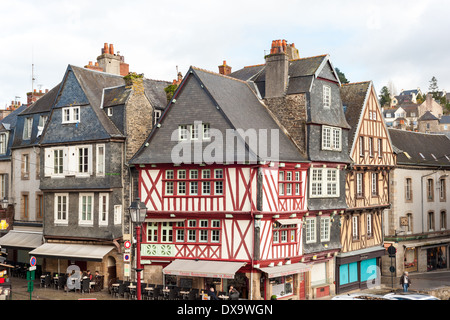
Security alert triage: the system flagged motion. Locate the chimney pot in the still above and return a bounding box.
[45,89,49,93]
[109,44,114,55]
[89,61,93,66]
[104,43,109,54]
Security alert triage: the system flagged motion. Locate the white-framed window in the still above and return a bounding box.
[161,222,173,243]
[178,125,188,141]
[323,85,331,108]
[188,220,197,242]
[359,136,364,157]
[0,133,8,154]
[154,110,162,125]
[356,173,364,197]
[114,205,122,225]
[369,137,373,157]
[367,214,373,237]
[310,168,339,198]
[322,126,341,151]
[176,221,185,242]
[320,217,331,242]
[165,170,174,195]
[440,178,446,201]
[107,108,113,116]
[306,217,316,243]
[96,144,105,176]
[199,220,208,242]
[215,169,223,195]
[147,222,158,242]
[371,173,378,196]
[99,193,109,226]
[211,220,221,243]
[0,174,6,200]
[23,117,33,140]
[55,193,69,224]
[352,215,359,240]
[202,123,210,140]
[62,106,80,124]
[79,193,94,225]
[78,147,89,174]
[53,149,64,175]
[190,124,199,140]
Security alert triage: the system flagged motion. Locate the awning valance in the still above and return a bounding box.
[29,243,115,262]
[145,218,186,223]
[0,230,43,250]
[163,259,245,279]
[276,218,303,226]
[258,262,311,279]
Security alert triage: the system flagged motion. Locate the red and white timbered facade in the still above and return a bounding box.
[137,162,309,265]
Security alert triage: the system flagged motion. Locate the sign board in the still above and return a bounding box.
[387,245,396,257]
[124,253,131,262]
[124,240,131,249]
[30,256,36,267]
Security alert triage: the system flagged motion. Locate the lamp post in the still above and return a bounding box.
[128,197,147,300]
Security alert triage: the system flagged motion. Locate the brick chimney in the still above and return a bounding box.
[26,88,47,105]
[86,43,129,76]
[265,40,289,98]
[218,60,232,75]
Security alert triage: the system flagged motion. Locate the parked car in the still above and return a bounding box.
[331,293,389,300]
[383,292,440,300]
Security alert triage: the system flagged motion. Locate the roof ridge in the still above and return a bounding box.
[191,66,248,84]
[289,54,328,62]
[341,81,371,86]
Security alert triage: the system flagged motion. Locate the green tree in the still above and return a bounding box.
[428,76,439,99]
[416,93,425,104]
[379,86,391,107]
[335,68,349,84]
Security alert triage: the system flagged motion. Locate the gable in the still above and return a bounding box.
[317,61,339,83]
[55,70,89,108]
[350,85,395,166]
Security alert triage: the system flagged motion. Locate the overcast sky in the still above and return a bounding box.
[1,0,450,108]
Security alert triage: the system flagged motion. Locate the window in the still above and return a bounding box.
[407,213,413,233]
[371,173,378,196]
[154,110,162,125]
[0,133,7,154]
[0,174,6,200]
[190,170,198,195]
[323,85,331,108]
[38,115,48,127]
[320,217,331,242]
[306,218,316,243]
[178,125,188,141]
[164,168,224,197]
[21,154,30,179]
[36,194,43,220]
[96,145,105,176]
[190,124,199,140]
[369,138,373,157]
[54,149,64,175]
[279,170,302,197]
[99,193,109,226]
[273,223,297,244]
[427,179,434,201]
[62,106,80,124]
[79,194,94,225]
[405,178,413,201]
[356,173,364,197]
[176,221,185,242]
[23,117,33,140]
[322,126,341,151]
[440,178,446,201]
[171,219,221,244]
[378,139,382,158]
[147,222,158,242]
[188,220,197,242]
[441,211,447,230]
[114,205,122,225]
[211,220,221,243]
[166,170,174,195]
[107,108,113,116]
[21,194,29,219]
[214,169,223,195]
[55,193,69,224]
[310,168,339,198]
[428,211,435,231]
[352,215,359,240]
[359,136,364,157]
[161,222,173,242]
[202,123,210,139]
[367,214,373,237]
[78,147,89,174]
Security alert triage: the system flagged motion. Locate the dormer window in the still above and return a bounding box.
[62,106,80,124]
[322,126,341,151]
[0,133,7,154]
[23,117,33,140]
[323,85,331,108]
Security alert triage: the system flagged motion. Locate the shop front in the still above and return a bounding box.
[258,262,311,300]
[162,259,248,298]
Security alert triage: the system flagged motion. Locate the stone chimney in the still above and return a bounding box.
[265,40,289,98]
[218,60,232,75]
[26,88,47,105]
[86,43,129,76]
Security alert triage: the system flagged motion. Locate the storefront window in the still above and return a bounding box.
[271,275,293,298]
[427,246,448,271]
[404,247,418,272]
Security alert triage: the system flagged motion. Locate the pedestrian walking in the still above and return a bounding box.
[400,271,411,292]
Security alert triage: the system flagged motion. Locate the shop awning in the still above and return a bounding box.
[404,239,450,249]
[276,218,303,225]
[163,259,246,279]
[29,243,115,262]
[0,230,43,250]
[258,262,311,279]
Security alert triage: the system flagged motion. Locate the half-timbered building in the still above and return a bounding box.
[338,81,395,293]
[229,40,352,299]
[130,65,311,300]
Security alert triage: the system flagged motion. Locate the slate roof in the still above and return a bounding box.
[340,81,371,149]
[440,115,450,124]
[418,111,439,121]
[131,67,308,164]
[388,128,450,167]
[20,83,60,115]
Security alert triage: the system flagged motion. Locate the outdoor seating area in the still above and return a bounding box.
[108,280,231,300]
[37,272,104,294]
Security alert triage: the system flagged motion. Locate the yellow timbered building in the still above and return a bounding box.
[336,81,396,293]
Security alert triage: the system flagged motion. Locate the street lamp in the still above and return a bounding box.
[128,197,147,300]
